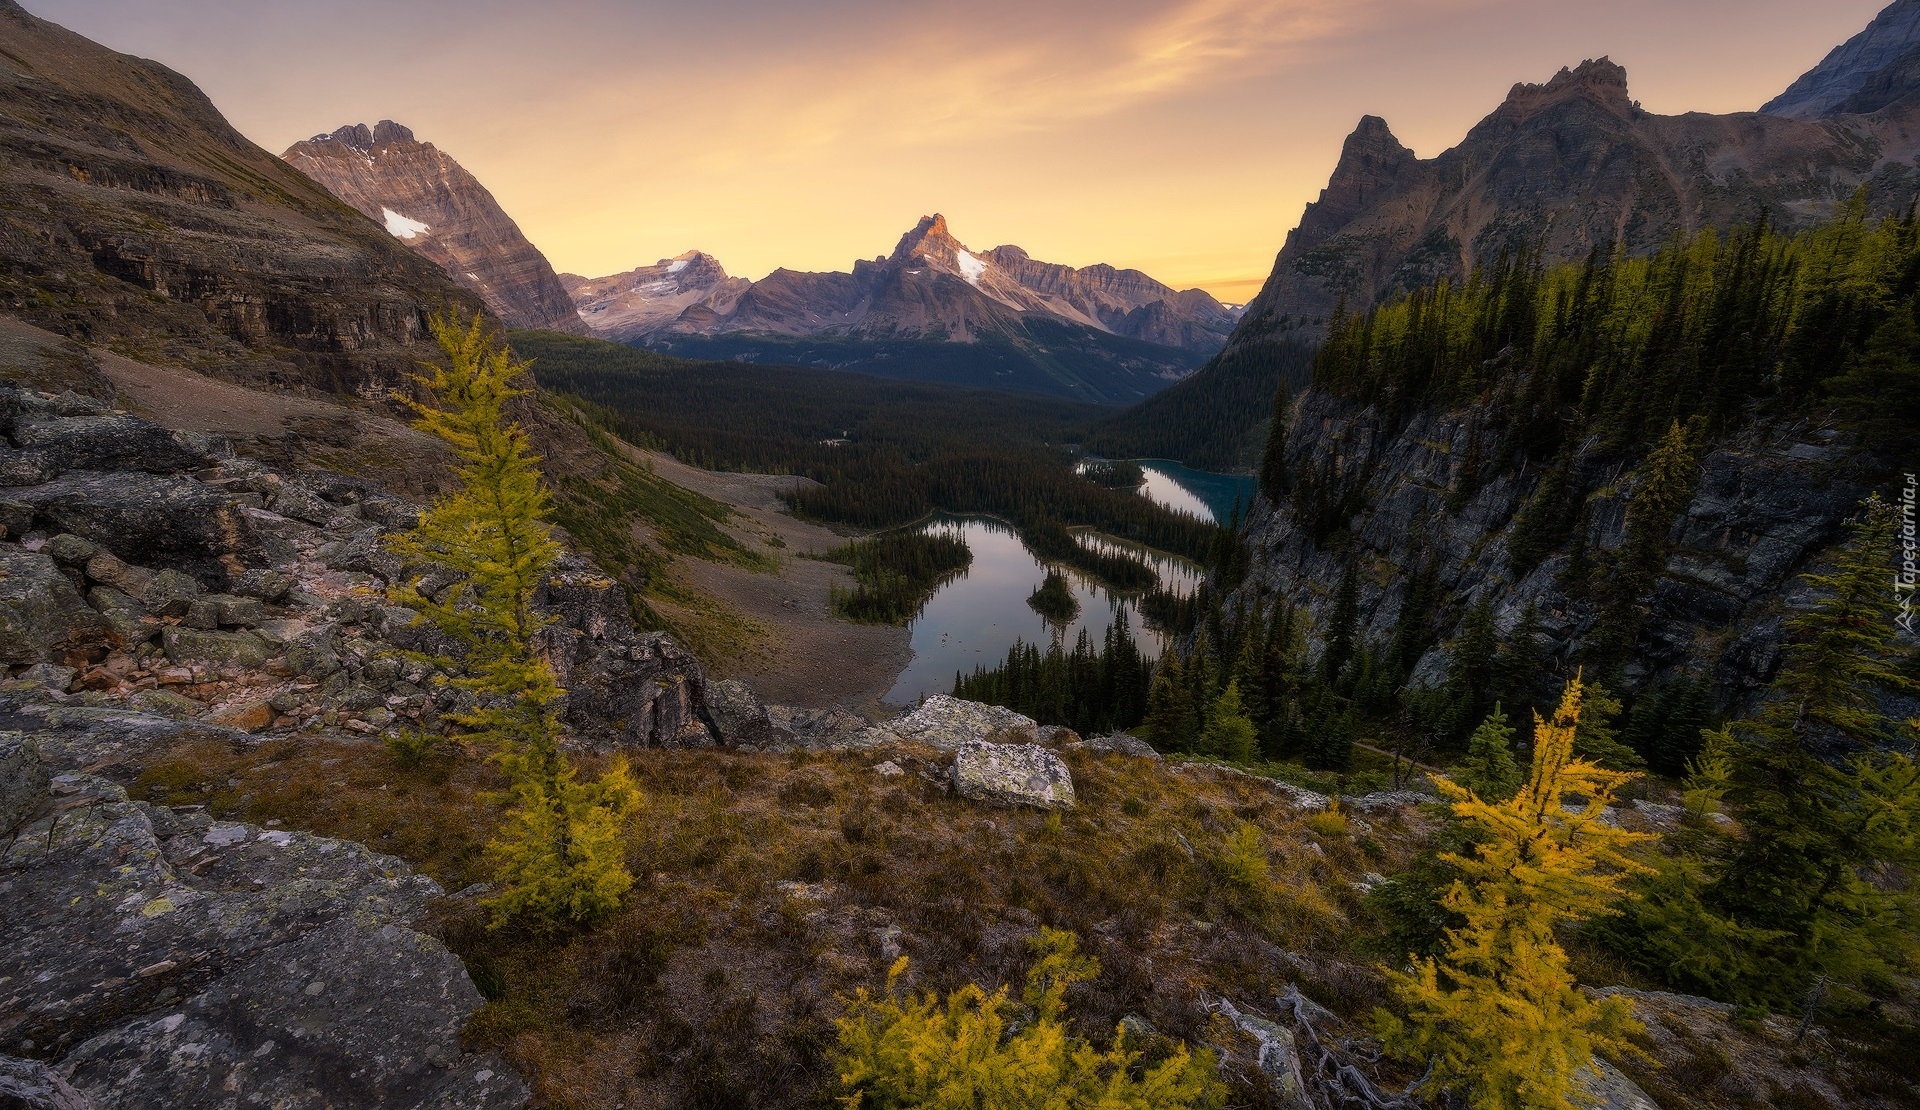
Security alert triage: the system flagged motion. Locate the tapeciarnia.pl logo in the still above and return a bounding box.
[1900,472,1917,635]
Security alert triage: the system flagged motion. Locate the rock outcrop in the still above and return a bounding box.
[1762,0,1920,119]
[851,693,1044,752]
[0,383,711,749]
[1,766,526,1109]
[0,2,482,396]
[283,122,588,335]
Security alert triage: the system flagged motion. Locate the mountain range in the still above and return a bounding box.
[282,122,586,334]
[618,214,1240,403]
[561,251,747,339]
[281,120,1236,403]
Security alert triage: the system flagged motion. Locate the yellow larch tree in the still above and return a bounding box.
[834,928,1225,1109]
[1380,673,1653,1110]
[390,311,638,930]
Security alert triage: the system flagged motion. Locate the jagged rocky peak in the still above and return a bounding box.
[1322,115,1416,200]
[282,122,587,334]
[1488,57,1635,124]
[1764,0,1920,119]
[309,119,417,150]
[887,213,980,273]
[561,250,747,341]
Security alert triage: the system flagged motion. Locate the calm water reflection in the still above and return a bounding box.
[881,461,1252,706]
[882,517,1180,706]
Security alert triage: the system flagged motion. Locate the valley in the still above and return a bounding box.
[3,0,1920,1108]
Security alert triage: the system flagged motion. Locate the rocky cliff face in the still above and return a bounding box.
[0,1,483,396]
[1763,0,1920,119]
[283,122,587,335]
[561,251,746,340]
[1230,388,1883,709]
[1223,57,1920,349]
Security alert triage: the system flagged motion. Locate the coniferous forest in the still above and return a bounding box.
[17,3,1920,1107]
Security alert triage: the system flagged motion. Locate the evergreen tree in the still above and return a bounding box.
[1458,704,1521,802]
[1201,680,1260,765]
[1507,447,1577,574]
[1324,561,1361,686]
[1602,498,1920,1007]
[1704,497,1920,1001]
[1571,682,1642,770]
[1258,382,1291,503]
[1144,652,1197,752]
[1445,596,1501,734]
[1381,676,1652,1110]
[1301,684,1356,771]
[390,312,639,929]
[1494,603,1544,719]
[1589,422,1698,673]
[1680,724,1736,816]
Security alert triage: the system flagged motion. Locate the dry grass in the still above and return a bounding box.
[129,738,1413,1109]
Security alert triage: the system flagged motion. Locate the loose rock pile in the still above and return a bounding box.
[0,385,711,749]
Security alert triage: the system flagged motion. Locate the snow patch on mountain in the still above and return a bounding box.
[955,249,987,285]
[381,208,430,240]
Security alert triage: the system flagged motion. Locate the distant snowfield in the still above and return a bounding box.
[667,258,691,273]
[381,207,430,239]
[955,249,987,285]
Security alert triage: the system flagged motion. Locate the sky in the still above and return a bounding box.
[24,0,1890,300]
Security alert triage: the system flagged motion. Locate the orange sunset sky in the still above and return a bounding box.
[25,0,1890,300]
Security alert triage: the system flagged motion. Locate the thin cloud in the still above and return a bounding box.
[627,0,1455,170]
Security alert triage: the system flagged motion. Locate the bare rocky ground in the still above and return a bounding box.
[638,450,912,717]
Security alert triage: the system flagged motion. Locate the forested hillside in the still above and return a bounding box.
[1081,337,1317,471]
[514,331,1221,575]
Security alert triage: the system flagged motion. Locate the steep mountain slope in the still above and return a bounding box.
[0,0,482,394]
[1124,37,1920,472]
[1224,56,1920,349]
[626,215,1234,404]
[561,251,746,340]
[284,122,587,334]
[1762,0,1920,118]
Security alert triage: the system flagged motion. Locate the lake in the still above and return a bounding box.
[883,517,1180,706]
[1091,459,1258,525]
[880,460,1252,706]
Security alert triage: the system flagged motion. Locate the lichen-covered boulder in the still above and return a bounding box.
[860,695,1039,751]
[160,627,272,669]
[0,769,526,1108]
[767,704,871,749]
[0,549,113,665]
[951,740,1075,809]
[540,564,711,748]
[6,472,258,570]
[0,733,45,834]
[1068,732,1160,758]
